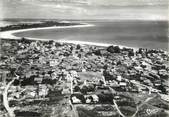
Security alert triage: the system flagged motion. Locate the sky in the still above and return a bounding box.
[0,0,168,20]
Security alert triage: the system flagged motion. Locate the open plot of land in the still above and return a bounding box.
[78,72,102,82]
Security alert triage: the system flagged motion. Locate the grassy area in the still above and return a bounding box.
[77,106,100,117]
[76,105,120,117]
[147,96,169,110]
[136,104,161,117]
[119,106,136,116]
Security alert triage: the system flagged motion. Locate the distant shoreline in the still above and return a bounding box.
[0,23,94,39]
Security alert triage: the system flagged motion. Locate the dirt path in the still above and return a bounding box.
[113,99,126,117]
[3,78,16,117]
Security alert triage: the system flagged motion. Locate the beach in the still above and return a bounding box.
[0,23,94,39]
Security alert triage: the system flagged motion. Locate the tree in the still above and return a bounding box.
[128,50,134,57]
[74,86,81,92]
[20,37,30,44]
[138,48,143,54]
[87,84,95,92]
[13,79,20,86]
[81,86,88,94]
[76,44,81,50]
[93,50,101,56]
[114,46,121,53]
[157,85,167,94]
[48,40,54,45]
[107,46,120,53]
[98,80,104,86]
[55,42,61,47]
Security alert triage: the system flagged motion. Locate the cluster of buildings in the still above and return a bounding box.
[0,38,169,116]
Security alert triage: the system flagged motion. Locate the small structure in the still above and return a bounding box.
[71,96,81,104]
[117,76,122,82]
[34,77,43,84]
[62,88,70,94]
[92,95,99,103]
[119,82,127,87]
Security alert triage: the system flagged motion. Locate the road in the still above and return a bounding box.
[69,101,79,117]
[3,63,21,117]
[3,78,16,117]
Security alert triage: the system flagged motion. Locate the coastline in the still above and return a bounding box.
[0,23,143,51]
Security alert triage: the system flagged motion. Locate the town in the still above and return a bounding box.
[0,38,169,117]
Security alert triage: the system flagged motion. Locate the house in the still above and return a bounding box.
[39,84,48,97]
[25,72,31,78]
[153,80,161,87]
[92,94,99,103]
[134,66,143,72]
[34,77,43,84]
[71,96,81,104]
[82,69,86,72]
[62,88,71,94]
[66,74,73,82]
[44,74,50,79]
[114,96,120,100]
[119,82,127,87]
[117,76,122,82]
[138,87,149,93]
[86,98,92,103]
[151,88,161,93]
[160,94,169,102]
[39,88,48,97]
[27,91,36,98]
[49,59,58,66]
[159,69,168,76]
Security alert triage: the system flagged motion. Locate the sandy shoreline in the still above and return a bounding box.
[0,23,139,51]
[0,23,94,39]
[58,39,139,51]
